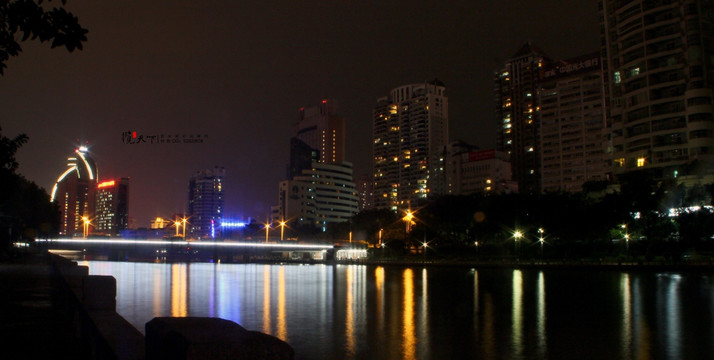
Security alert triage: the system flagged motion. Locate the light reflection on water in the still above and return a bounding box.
[82,261,714,360]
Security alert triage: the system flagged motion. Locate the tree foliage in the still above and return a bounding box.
[0,127,59,244]
[0,0,88,74]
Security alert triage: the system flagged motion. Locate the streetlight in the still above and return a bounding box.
[378,228,383,248]
[404,211,414,231]
[82,216,90,238]
[422,240,428,260]
[622,224,629,254]
[538,228,545,257]
[174,221,181,237]
[181,216,188,238]
[264,221,271,243]
[514,230,523,258]
[280,220,286,241]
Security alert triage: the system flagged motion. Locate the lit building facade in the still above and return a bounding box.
[373,80,448,211]
[495,43,552,194]
[277,162,359,231]
[187,167,224,239]
[600,0,714,179]
[355,173,374,211]
[295,99,345,164]
[539,53,610,192]
[276,100,357,231]
[50,146,97,237]
[94,178,129,236]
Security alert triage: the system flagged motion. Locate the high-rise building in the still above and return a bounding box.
[539,53,610,192]
[295,99,345,164]
[187,167,224,239]
[94,178,129,236]
[50,146,97,236]
[600,0,714,179]
[276,101,357,230]
[355,174,374,211]
[277,162,359,231]
[373,80,449,212]
[495,43,552,194]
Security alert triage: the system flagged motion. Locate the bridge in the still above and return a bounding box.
[35,238,367,262]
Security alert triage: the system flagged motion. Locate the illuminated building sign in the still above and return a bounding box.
[98,180,116,189]
[543,53,600,79]
[467,149,496,162]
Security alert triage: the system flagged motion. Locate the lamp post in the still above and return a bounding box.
[621,224,629,255]
[264,221,271,243]
[538,228,545,258]
[181,216,188,238]
[82,216,90,238]
[514,230,523,259]
[403,211,414,233]
[378,228,383,248]
[280,220,286,241]
[174,221,181,237]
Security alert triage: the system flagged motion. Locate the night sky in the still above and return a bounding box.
[1,1,600,227]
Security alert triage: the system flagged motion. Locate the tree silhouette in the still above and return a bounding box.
[0,0,88,74]
[0,127,59,246]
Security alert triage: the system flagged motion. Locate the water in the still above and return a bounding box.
[82,261,714,359]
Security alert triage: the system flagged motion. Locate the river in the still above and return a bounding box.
[81,261,714,359]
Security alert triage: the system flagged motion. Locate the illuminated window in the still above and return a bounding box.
[614,71,621,84]
[637,157,646,167]
[614,158,625,167]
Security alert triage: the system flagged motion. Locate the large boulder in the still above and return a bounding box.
[145,317,294,360]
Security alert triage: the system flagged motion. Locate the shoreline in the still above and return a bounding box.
[70,254,714,273]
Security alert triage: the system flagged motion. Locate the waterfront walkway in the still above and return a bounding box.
[0,248,89,359]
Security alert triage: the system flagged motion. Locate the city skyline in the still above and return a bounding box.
[0,1,600,227]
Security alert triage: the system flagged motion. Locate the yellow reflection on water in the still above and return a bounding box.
[419,268,429,359]
[153,267,162,317]
[375,266,385,333]
[511,270,523,358]
[345,266,355,358]
[277,266,287,341]
[262,265,271,335]
[402,268,416,360]
[170,263,187,317]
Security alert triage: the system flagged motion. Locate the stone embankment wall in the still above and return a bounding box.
[50,254,294,360]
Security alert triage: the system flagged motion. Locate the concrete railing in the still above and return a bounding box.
[50,254,145,360]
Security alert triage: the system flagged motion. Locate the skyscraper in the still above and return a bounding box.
[600,0,714,179]
[276,101,358,230]
[295,99,345,164]
[50,146,97,236]
[187,167,224,239]
[278,162,359,231]
[495,43,551,194]
[94,178,130,236]
[539,53,610,192]
[373,80,448,212]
